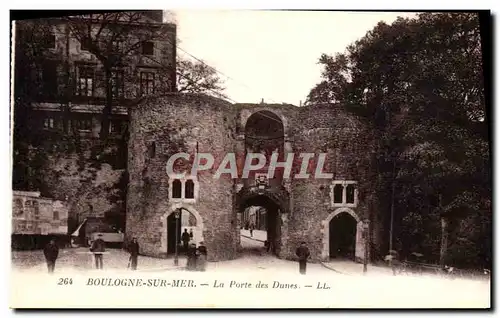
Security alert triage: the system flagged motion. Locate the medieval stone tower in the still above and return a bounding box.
[126,93,380,263]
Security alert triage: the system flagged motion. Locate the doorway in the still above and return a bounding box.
[239,195,281,256]
[329,212,357,260]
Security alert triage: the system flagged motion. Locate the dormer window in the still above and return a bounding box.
[330,181,358,207]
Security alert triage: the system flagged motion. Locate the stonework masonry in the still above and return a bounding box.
[127,93,381,263]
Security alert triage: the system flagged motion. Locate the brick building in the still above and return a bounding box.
[126,94,380,263]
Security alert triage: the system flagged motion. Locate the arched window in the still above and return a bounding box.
[172,179,182,198]
[333,184,343,203]
[185,180,195,199]
[346,184,355,204]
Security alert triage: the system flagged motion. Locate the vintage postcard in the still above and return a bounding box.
[9,9,491,309]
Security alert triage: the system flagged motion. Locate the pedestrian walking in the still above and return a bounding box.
[127,237,140,271]
[43,238,59,274]
[181,229,191,254]
[189,229,194,240]
[296,241,310,275]
[250,222,255,237]
[186,243,197,271]
[196,242,208,272]
[90,234,106,270]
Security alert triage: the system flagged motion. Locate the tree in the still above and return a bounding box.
[176,57,226,99]
[307,13,490,268]
[12,19,70,192]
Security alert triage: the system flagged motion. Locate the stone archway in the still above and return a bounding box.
[240,109,290,138]
[321,207,367,263]
[236,192,285,257]
[159,203,204,253]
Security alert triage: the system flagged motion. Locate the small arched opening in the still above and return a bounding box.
[329,212,358,260]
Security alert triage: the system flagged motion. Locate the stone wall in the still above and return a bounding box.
[127,94,238,261]
[127,95,381,263]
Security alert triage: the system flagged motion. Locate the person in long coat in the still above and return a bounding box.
[43,238,59,274]
[196,242,208,272]
[186,243,197,271]
[127,237,140,270]
[295,241,311,275]
[181,229,191,254]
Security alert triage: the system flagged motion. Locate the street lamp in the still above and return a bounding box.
[363,220,369,275]
[174,209,181,266]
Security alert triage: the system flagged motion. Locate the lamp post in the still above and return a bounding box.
[363,220,369,275]
[174,209,181,266]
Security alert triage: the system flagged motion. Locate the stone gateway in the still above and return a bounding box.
[126,93,381,263]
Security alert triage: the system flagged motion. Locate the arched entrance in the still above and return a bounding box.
[238,194,282,256]
[244,111,285,184]
[321,208,366,262]
[329,212,357,260]
[161,204,204,255]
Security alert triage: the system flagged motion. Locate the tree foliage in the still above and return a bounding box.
[307,13,490,268]
[177,58,226,98]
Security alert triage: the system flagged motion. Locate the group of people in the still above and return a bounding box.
[181,228,208,271]
[186,241,208,271]
[42,234,140,273]
[43,232,309,275]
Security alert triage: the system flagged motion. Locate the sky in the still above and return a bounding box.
[172,11,417,105]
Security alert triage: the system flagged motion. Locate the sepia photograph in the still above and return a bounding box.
[9,8,491,309]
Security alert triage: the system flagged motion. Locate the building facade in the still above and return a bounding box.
[13,11,177,233]
[126,94,381,263]
[12,191,69,235]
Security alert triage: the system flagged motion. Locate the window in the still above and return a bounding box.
[333,184,343,204]
[76,66,94,96]
[72,118,92,132]
[14,199,23,217]
[53,211,59,221]
[346,184,355,204]
[111,69,124,98]
[140,71,155,96]
[112,39,123,52]
[42,61,58,98]
[42,33,56,49]
[110,120,124,135]
[33,202,40,220]
[170,178,198,201]
[185,180,195,199]
[330,181,358,207]
[142,41,154,55]
[43,117,55,130]
[81,39,91,51]
[172,179,182,199]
